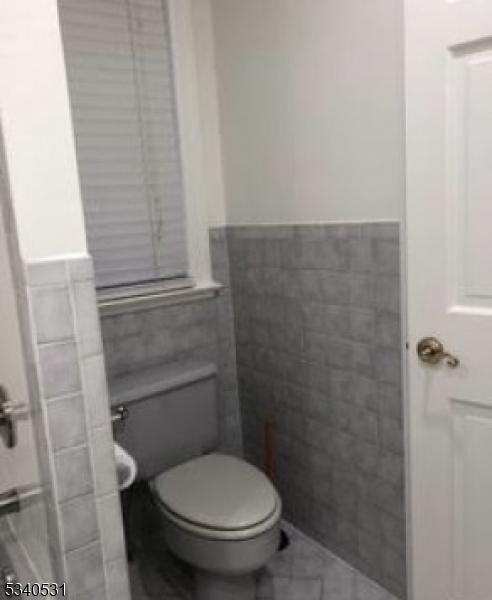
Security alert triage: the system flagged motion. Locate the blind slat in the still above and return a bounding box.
[60,0,188,288]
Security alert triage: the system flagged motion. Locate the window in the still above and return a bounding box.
[60,0,188,289]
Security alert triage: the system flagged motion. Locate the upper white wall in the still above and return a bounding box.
[190,0,227,228]
[0,0,87,260]
[210,0,404,224]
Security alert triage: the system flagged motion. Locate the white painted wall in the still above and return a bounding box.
[0,0,87,260]
[210,0,405,225]
[190,0,227,228]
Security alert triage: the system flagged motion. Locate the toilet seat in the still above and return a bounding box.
[152,453,282,541]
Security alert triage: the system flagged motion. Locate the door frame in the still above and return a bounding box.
[401,193,412,600]
[401,2,412,594]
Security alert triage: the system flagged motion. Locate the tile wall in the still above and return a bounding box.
[25,257,130,600]
[227,223,405,598]
[100,229,242,456]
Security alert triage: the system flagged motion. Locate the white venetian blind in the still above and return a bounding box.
[59,0,188,288]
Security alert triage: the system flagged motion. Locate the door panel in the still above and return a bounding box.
[406,1,492,599]
[449,40,492,305]
[452,401,492,600]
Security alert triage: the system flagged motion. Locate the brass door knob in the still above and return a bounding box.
[417,337,460,368]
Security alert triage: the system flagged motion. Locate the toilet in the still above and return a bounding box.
[110,361,282,600]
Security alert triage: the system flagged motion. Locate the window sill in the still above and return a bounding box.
[97,281,223,317]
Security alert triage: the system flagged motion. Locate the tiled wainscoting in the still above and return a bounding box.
[226,223,405,598]
[100,230,242,456]
[24,258,130,600]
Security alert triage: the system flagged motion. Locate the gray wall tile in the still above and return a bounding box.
[97,494,126,562]
[68,257,94,282]
[24,255,130,600]
[60,494,98,551]
[90,426,118,497]
[54,446,93,502]
[31,286,74,343]
[81,354,111,428]
[25,261,67,287]
[47,394,87,451]
[72,280,103,357]
[227,222,405,598]
[373,239,400,276]
[66,541,105,595]
[105,557,131,600]
[74,587,107,600]
[38,341,81,399]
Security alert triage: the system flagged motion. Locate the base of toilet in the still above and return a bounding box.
[195,570,255,600]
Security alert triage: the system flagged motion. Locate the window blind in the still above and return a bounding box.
[59,0,188,288]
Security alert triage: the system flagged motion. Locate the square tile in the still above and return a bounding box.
[381,545,406,588]
[38,341,81,399]
[73,586,107,600]
[348,237,374,274]
[47,394,87,451]
[97,494,126,562]
[378,383,403,422]
[31,286,74,343]
[72,280,102,357]
[81,354,111,428]
[378,452,403,486]
[60,494,98,551]
[90,425,118,497]
[376,312,401,350]
[350,309,376,343]
[25,261,67,287]
[54,445,93,502]
[66,541,105,595]
[374,276,400,314]
[322,559,356,600]
[106,557,131,600]
[68,256,94,282]
[349,274,375,308]
[270,576,323,600]
[354,572,393,600]
[380,416,403,455]
[375,348,402,386]
[373,239,400,277]
[363,222,399,241]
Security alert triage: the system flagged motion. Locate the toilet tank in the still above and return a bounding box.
[109,361,218,480]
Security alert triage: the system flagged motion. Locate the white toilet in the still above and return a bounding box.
[110,361,282,600]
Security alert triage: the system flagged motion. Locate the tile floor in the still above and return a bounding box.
[128,522,398,600]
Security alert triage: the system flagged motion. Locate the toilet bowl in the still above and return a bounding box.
[151,453,282,600]
[110,360,283,600]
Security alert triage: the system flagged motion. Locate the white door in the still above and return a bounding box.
[405,1,492,599]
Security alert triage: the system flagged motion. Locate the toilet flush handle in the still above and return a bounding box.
[111,405,129,424]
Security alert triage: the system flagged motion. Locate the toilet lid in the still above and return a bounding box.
[153,453,279,531]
